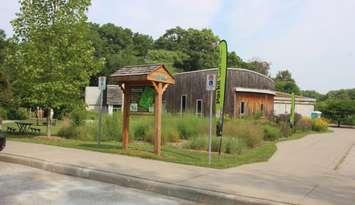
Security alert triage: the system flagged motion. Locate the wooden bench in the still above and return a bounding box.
[30,127,41,135]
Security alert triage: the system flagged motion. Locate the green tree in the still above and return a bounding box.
[88,23,153,80]
[274,69,300,94]
[318,99,355,127]
[155,27,220,71]
[145,49,188,73]
[300,90,323,100]
[228,51,248,68]
[247,59,270,76]
[5,0,103,136]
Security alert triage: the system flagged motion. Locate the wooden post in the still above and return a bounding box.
[122,85,130,150]
[153,82,164,155]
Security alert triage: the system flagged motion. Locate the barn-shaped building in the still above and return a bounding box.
[164,68,275,118]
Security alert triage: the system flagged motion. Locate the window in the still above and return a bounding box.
[240,102,245,114]
[260,104,264,112]
[181,95,187,113]
[196,99,203,115]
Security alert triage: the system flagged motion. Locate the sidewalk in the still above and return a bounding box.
[1,128,355,205]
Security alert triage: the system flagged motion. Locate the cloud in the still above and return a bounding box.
[88,0,222,38]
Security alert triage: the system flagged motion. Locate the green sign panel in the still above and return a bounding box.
[216,40,228,136]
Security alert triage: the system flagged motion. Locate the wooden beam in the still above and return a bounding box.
[154,82,163,155]
[122,85,130,150]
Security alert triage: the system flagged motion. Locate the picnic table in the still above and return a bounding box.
[15,121,33,134]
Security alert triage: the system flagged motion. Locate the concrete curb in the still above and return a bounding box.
[0,153,292,205]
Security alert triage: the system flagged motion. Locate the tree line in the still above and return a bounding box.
[0,0,353,132]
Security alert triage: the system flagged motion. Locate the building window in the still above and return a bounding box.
[260,104,264,112]
[196,99,203,115]
[181,95,187,113]
[240,101,245,114]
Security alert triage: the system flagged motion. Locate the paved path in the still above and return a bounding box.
[0,161,195,205]
[1,128,355,205]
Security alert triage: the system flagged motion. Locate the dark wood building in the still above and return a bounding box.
[163,68,275,118]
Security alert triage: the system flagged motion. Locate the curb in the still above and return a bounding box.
[0,153,292,205]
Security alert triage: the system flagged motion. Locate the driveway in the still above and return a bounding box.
[184,128,355,205]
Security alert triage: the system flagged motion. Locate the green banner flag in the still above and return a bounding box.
[290,93,295,126]
[216,40,228,136]
[139,86,155,110]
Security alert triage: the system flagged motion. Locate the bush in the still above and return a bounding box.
[312,118,328,132]
[279,121,291,137]
[263,124,282,141]
[186,136,208,150]
[0,107,7,120]
[224,137,246,154]
[70,108,87,126]
[176,114,206,139]
[224,120,263,148]
[7,108,28,120]
[296,117,312,131]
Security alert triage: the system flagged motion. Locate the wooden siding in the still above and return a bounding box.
[164,68,275,117]
[234,92,274,118]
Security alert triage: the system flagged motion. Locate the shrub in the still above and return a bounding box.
[263,124,282,141]
[296,117,312,131]
[224,120,263,148]
[70,108,87,126]
[224,137,246,154]
[0,107,7,120]
[176,114,206,139]
[275,113,302,124]
[187,136,208,150]
[312,118,328,132]
[101,113,122,141]
[279,121,291,137]
[7,108,28,120]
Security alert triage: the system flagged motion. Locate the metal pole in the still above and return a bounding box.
[208,90,213,165]
[97,90,103,145]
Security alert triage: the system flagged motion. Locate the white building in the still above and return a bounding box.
[274,92,316,117]
[85,85,123,114]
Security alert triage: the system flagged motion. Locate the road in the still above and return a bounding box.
[0,161,194,205]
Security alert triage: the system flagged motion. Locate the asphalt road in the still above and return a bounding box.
[0,161,195,205]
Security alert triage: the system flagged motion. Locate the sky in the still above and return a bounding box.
[1,0,354,93]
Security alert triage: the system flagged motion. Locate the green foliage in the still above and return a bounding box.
[263,124,282,141]
[311,118,328,131]
[145,49,188,73]
[295,117,312,131]
[246,59,270,76]
[318,99,355,126]
[6,0,103,110]
[176,114,206,139]
[300,90,323,100]
[274,70,300,94]
[7,108,28,120]
[0,107,7,120]
[70,108,87,127]
[224,137,246,154]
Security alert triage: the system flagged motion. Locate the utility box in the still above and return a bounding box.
[311,111,322,119]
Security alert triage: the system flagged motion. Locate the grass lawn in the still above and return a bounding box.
[3,119,327,169]
[7,135,276,169]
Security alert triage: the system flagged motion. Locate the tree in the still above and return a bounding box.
[300,90,323,100]
[6,0,103,136]
[274,69,300,94]
[155,27,220,71]
[318,99,355,127]
[145,49,188,73]
[87,23,153,83]
[247,59,270,76]
[228,51,249,68]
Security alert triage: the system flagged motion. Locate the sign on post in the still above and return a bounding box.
[98,76,106,90]
[206,74,216,91]
[97,76,106,145]
[206,74,216,165]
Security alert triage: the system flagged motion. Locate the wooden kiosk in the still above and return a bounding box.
[110,64,175,155]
